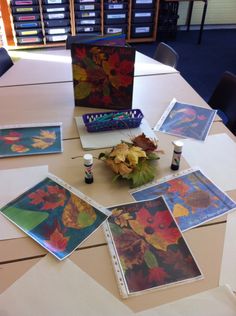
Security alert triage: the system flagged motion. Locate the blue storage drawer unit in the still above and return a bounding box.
[132,0,154,9]
[132,9,154,23]
[104,10,127,24]
[131,23,153,37]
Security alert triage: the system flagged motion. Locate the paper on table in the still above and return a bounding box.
[75,116,158,150]
[0,254,236,316]
[181,133,236,192]
[137,285,236,316]
[220,211,236,291]
[0,165,48,240]
[0,255,133,316]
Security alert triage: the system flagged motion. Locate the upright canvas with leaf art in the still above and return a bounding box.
[0,174,110,260]
[104,197,202,298]
[0,123,62,158]
[131,168,236,231]
[71,43,135,109]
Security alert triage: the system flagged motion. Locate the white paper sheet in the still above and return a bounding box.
[137,285,236,316]
[75,117,157,150]
[181,133,236,192]
[0,255,133,316]
[0,165,48,240]
[1,254,236,316]
[220,211,236,291]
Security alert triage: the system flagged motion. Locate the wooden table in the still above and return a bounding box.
[0,50,178,88]
[0,121,234,312]
[0,60,235,313]
[0,73,220,140]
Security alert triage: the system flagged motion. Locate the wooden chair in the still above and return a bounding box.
[208,71,236,136]
[153,42,179,69]
[0,47,13,77]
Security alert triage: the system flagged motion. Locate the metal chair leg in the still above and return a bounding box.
[186,1,194,31]
[198,0,208,44]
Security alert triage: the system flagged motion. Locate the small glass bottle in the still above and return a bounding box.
[171,140,183,171]
[83,154,94,184]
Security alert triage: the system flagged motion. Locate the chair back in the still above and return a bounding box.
[208,71,236,135]
[153,42,179,69]
[0,47,14,77]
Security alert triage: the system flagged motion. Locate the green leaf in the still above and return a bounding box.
[1,206,48,231]
[120,256,128,272]
[103,84,110,96]
[144,249,158,269]
[147,152,160,160]
[123,160,156,188]
[73,64,87,81]
[112,174,121,183]
[77,212,96,227]
[109,222,123,237]
[74,82,92,100]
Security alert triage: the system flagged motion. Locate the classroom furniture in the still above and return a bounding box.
[158,0,179,39]
[0,121,235,311]
[0,52,235,313]
[0,73,221,140]
[153,41,179,68]
[0,0,160,49]
[208,71,236,136]
[0,47,14,77]
[165,0,208,44]
[0,50,178,88]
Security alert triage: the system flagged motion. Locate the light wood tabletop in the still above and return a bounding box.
[0,50,178,88]
[0,60,235,314]
[0,73,220,140]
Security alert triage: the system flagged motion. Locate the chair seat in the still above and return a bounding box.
[153,42,179,69]
[0,47,14,77]
[208,71,236,135]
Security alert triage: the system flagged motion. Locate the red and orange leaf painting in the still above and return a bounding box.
[71,44,135,110]
[132,169,236,231]
[106,197,202,296]
[1,177,109,260]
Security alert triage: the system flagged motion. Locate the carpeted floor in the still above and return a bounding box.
[131,29,236,102]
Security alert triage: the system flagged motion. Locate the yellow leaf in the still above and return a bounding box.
[118,162,133,176]
[39,130,56,140]
[105,159,132,175]
[127,146,146,167]
[74,82,92,100]
[109,143,129,163]
[173,203,189,217]
[62,194,96,229]
[73,64,87,81]
[31,138,53,150]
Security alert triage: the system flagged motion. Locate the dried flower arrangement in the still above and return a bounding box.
[99,133,161,188]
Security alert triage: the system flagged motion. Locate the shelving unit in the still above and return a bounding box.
[0,0,160,48]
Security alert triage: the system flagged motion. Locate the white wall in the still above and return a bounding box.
[178,0,236,26]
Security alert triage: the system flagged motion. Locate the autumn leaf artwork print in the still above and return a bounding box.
[154,98,217,141]
[104,197,202,297]
[131,169,236,231]
[0,123,62,158]
[71,43,135,110]
[0,175,110,260]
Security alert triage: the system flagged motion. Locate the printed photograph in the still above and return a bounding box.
[0,124,62,158]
